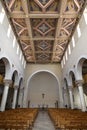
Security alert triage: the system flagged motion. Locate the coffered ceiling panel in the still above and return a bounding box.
[34,40,53,51]
[1,0,86,63]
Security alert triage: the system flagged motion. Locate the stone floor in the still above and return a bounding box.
[32,110,55,130]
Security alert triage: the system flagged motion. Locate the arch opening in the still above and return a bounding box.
[28,71,59,108]
[69,71,76,88]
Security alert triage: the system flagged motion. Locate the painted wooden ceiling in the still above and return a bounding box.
[2,0,86,63]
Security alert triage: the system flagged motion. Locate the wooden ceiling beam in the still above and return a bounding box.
[52,0,68,62]
[9,12,78,19]
[35,51,52,54]
[19,36,69,41]
[35,51,64,54]
[21,0,36,62]
[19,36,30,40]
[19,36,55,41]
[32,37,54,41]
[34,60,52,63]
[8,0,15,10]
[2,0,86,64]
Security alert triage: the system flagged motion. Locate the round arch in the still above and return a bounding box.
[76,56,87,80]
[0,57,11,79]
[68,70,76,87]
[27,70,60,86]
[27,70,60,108]
[11,70,19,86]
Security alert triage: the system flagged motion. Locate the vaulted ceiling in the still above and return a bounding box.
[2,0,86,63]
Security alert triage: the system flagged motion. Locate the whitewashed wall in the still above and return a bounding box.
[0,2,25,78]
[62,6,87,109]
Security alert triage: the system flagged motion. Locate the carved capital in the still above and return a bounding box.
[68,86,73,91]
[4,79,12,86]
[14,85,19,90]
[69,87,73,91]
[75,80,83,87]
[20,87,24,93]
[63,88,67,93]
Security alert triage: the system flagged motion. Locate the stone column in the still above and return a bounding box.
[69,87,74,109]
[12,86,18,109]
[22,88,24,107]
[76,80,86,112]
[63,88,67,107]
[0,79,12,111]
[18,88,24,108]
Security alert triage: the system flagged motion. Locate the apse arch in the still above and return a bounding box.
[27,70,60,108]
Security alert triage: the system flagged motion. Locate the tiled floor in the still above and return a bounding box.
[33,110,55,130]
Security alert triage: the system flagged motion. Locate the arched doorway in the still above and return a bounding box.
[28,71,59,108]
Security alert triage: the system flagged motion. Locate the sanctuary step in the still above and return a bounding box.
[32,110,55,130]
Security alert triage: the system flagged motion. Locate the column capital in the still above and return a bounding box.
[14,85,19,90]
[75,80,83,87]
[68,86,73,91]
[4,79,12,86]
[63,89,67,94]
[20,88,24,92]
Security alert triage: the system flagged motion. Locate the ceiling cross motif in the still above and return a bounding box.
[38,23,49,33]
[38,41,48,50]
[33,19,55,37]
[34,0,54,12]
[37,53,50,62]
[2,0,86,63]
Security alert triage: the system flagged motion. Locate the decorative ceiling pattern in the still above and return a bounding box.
[2,0,86,63]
